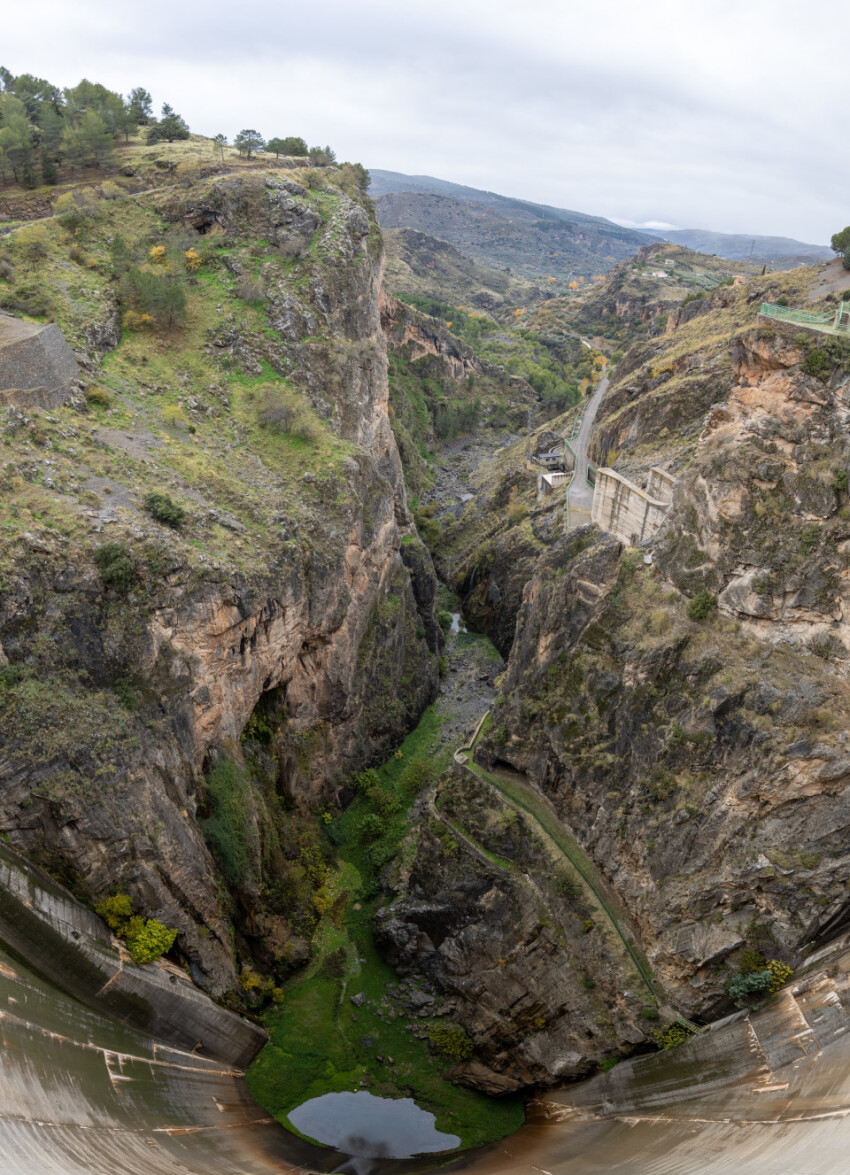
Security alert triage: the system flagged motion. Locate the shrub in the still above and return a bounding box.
[113,677,139,709]
[86,385,111,408]
[161,404,187,428]
[119,267,187,329]
[184,247,202,272]
[258,390,295,434]
[0,665,29,691]
[149,245,167,265]
[427,1021,474,1061]
[552,863,581,900]
[96,892,134,930]
[95,542,136,591]
[312,886,333,916]
[95,892,177,965]
[234,274,266,303]
[144,491,185,529]
[437,609,453,633]
[687,589,717,621]
[803,349,830,379]
[98,180,124,201]
[833,469,848,493]
[654,1021,697,1049]
[298,845,329,888]
[726,968,773,1007]
[14,223,51,262]
[358,813,384,842]
[738,948,765,974]
[54,190,101,232]
[364,841,395,871]
[257,385,319,442]
[809,632,845,660]
[0,259,14,283]
[0,281,51,317]
[124,917,177,964]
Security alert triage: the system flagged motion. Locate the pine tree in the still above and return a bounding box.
[234,128,264,158]
[40,148,57,185]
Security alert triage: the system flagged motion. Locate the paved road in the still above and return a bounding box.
[568,372,608,517]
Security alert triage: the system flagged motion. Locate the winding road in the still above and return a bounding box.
[567,372,608,521]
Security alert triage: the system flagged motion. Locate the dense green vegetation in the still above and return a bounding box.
[0,68,189,184]
[246,705,525,1149]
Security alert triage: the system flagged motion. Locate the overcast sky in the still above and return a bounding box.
[4,0,848,243]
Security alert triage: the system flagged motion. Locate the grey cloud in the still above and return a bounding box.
[4,0,848,242]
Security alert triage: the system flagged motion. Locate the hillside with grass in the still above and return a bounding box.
[0,119,446,1005]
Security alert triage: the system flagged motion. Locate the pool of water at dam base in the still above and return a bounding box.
[287,1090,461,1159]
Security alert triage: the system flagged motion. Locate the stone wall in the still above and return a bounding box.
[591,466,672,546]
[0,313,79,409]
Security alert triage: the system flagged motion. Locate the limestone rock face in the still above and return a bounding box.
[655,329,850,652]
[0,172,440,995]
[376,764,649,1092]
[474,524,850,1021]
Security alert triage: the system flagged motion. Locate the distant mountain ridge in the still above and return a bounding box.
[369,170,649,234]
[640,226,832,263]
[369,171,650,283]
[369,170,831,273]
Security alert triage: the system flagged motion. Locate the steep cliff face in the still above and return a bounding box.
[0,168,439,994]
[475,526,850,1019]
[657,327,850,654]
[376,756,651,1093]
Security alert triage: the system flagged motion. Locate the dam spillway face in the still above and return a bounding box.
[4,832,850,1174]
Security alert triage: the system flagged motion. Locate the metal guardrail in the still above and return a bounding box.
[759,301,850,337]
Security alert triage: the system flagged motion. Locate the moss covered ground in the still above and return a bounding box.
[246,703,525,1149]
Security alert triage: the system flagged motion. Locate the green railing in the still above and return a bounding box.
[759,301,850,336]
[586,464,596,488]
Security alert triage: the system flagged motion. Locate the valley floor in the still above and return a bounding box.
[246,620,524,1150]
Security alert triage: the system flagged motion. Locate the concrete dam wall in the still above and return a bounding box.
[3,835,850,1173]
[591,465,674,546]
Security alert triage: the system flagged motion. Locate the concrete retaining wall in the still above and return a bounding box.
[592,466,673,546]
[0,313,79,410]
[647,465,676,504]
